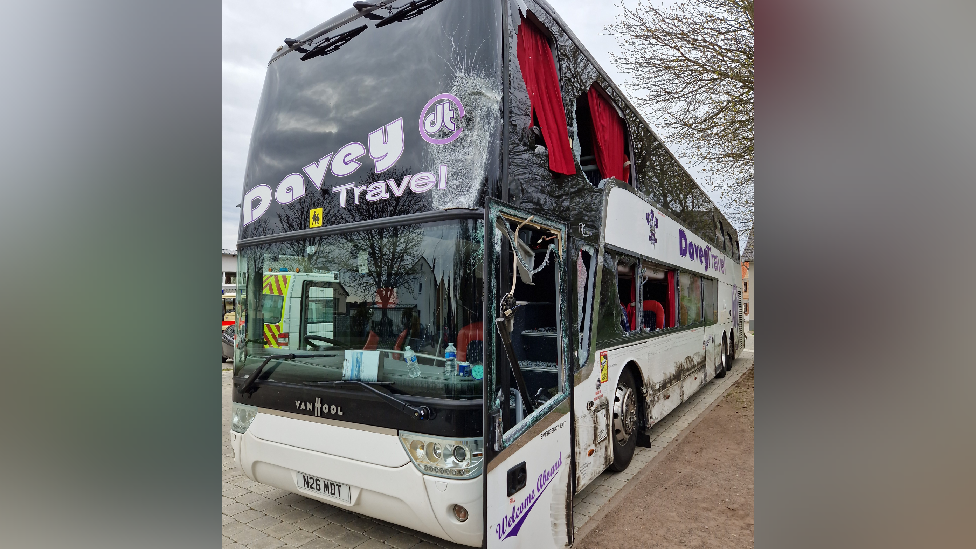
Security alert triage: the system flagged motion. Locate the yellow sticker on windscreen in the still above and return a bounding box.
[309,208,323,228]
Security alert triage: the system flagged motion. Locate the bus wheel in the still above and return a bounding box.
[728,331,736,366]
[610,369,638,472]
[717,338,727,378]
[723,332,732,371]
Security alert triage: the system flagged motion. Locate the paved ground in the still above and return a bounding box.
[222,335,754,548]
[575,363,755,548]
[571,337,754,536]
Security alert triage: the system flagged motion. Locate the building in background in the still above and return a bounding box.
[221,249,237,294]
[741,227,754,331]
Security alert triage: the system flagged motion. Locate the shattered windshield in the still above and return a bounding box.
[238,0,501,240]
[235,218,484,400]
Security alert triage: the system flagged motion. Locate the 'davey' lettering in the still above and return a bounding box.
[242,117,408,227]
[368,118,404,173]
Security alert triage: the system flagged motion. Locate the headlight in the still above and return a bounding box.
[399,432,484,479]
[231,403,258,433]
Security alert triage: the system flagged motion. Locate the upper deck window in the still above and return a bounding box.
[586,85,630,185]
[516,16,576,175]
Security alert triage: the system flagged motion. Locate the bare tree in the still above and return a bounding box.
[608,0,753,227]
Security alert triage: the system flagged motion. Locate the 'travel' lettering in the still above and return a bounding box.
[679,229,726,274]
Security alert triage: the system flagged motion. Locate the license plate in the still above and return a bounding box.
[297,472,351,504]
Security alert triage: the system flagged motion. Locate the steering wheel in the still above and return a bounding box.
[304,334,348,350]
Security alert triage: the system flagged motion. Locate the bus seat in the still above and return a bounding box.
[456,322,483,362]
[643,300,665,330]
[363,330,379,350]
[391,329,408,360]
[624,303,637,332]
[394,329,408,350]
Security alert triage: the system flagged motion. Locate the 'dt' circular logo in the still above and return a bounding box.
[420,93,465,145]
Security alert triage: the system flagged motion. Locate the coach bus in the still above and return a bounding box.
[230,1,744,547]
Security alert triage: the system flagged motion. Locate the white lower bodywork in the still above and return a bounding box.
[573,317,737,493]
[486,413,571,549]
[231,413,483,547]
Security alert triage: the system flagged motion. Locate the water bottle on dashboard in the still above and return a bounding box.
[404,346,420,378]
[444,343,457,377]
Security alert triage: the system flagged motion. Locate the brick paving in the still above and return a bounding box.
[221,337,754,547]
[571,341,755,535]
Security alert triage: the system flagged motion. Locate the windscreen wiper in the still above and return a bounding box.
[304,380,433,420]
[353,1,386,20]
[282,0,394,54]
[238,353,339,395]
[374,0,444,28]
[299,24,369,61]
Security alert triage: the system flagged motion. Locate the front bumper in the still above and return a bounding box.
[230,414,482,547]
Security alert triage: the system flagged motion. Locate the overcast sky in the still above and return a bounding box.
[221,0,720,251]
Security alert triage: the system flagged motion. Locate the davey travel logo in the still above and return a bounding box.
[494,453,563,541]
[242,93,466,228]
[420,93,465,145]
[646,210,659,246]
[679,228,726,274]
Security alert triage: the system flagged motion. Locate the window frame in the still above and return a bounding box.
[594,245,710,348]
[615,255,640,335]
[639,259,673,334]
[677,270,705,328]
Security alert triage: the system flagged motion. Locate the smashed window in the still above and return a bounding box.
[576,248,596,369]
[516,16,576,175]
[616,257,639,334]
[586,85,630,184]
[494,214,564,430]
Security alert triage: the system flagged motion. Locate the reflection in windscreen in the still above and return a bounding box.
[236,219,484,399]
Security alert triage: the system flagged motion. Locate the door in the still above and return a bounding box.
[484,208,573,549]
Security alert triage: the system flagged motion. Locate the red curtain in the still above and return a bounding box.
[517,17,576,175]
[587,86,629,183]
[666,271,676,328]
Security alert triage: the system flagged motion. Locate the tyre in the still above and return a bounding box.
[728,330,736,367]
[725,331,733,371]
[609,369,639,472]
[716,336,727,378]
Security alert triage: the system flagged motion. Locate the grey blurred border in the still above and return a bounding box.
[0,1,220,547]
[759,0,976,547]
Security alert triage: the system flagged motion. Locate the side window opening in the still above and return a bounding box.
[583,84,632,186]
[574,92,600,186]
[496,216,564,429]
[616,258,639,334]
[640,262,672,331]
[516,15,576,176]
[595,252,623,343]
